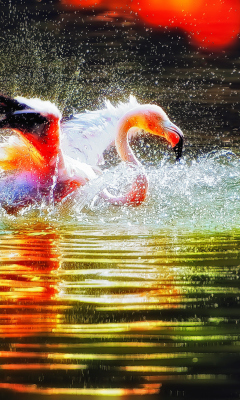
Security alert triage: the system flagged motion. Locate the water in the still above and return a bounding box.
[0,1,240,399]
[0,224,240,399]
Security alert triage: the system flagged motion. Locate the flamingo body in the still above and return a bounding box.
[0,94,183,214]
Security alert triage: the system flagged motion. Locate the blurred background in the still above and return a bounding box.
[0,0,239,160]
[1,0,239,157]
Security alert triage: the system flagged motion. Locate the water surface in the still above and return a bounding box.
[0,2,240,399]
[0,221,240,399]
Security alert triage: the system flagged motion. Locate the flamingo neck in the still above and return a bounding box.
[115,117,141,165]
[115,106,168,165]
[115,121,140,165]
[103,108,158,207]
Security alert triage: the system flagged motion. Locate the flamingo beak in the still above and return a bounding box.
[172,126,184,160]
[163,121,184,160]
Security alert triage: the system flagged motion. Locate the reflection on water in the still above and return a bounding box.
[0,2,240,399]
[0,224,240,399]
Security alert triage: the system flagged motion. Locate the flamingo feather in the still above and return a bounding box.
[0,94,184,214]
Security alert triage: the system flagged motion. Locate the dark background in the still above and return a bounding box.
[0,0,240,156]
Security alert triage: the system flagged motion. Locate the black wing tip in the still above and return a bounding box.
[0,93,48,132]
[0,93,31,115]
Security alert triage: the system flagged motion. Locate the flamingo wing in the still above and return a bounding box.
[61,96,140,166]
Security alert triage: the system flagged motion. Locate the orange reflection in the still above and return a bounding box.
[0,227,183,397]
[0,226,61,338]
[0,383,161,396]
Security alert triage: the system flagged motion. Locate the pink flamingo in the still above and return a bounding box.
[0,94,183,214]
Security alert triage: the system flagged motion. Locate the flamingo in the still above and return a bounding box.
[0,94,183,214]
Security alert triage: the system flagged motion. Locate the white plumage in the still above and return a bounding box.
[61,95,140,166]
[15,96,62,119]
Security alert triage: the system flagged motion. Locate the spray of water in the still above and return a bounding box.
[0,148,239,234]
[50,148,240,234]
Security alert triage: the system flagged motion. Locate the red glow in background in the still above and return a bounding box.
[61,0,240,50]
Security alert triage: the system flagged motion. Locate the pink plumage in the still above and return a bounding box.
[0,94,183,214]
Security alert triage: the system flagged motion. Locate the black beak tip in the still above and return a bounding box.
[173,135,184,161]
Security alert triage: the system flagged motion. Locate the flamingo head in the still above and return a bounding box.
[139,105,184,160]
[0,95,62,166]
[122,104,184,160]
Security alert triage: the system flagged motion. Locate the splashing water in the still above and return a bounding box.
[78,149,240,233]
[146,149,240,232]
[2,148,237,234]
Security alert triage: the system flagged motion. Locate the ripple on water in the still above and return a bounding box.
[0,226,240,398]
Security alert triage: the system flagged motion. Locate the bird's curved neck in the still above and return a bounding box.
[115,106,180,166]
[115,115,142,165]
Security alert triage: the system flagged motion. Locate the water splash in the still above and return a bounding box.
[69,148,240,233]
[0,149,239,234]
